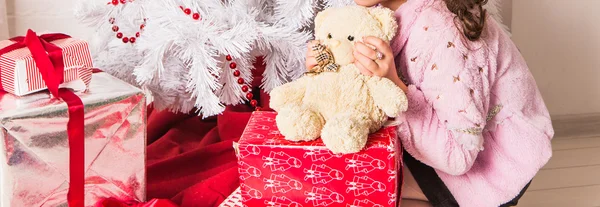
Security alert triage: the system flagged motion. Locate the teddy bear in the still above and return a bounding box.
[269,5,408,154]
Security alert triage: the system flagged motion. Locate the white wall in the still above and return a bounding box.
[499,0,512,32]
[512,0,600,116]
[6,0,92,39]
[0,0,8,40]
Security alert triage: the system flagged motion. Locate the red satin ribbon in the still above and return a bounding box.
[0,30,85,207]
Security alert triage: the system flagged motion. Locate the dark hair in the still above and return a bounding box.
[444,0,488,41]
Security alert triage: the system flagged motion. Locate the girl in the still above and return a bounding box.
[306,0,554,206]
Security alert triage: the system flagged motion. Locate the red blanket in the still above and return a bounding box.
[146,58,271,207]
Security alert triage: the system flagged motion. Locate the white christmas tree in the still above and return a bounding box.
[74,0,147,87]
[75,0,507,118]
[75,0,356,117]
[134,0,259,117]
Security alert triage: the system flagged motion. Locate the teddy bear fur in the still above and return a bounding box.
[269,5,408,154]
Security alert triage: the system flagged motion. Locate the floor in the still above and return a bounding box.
[516,122,600,207]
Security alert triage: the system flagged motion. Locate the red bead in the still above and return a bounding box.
[229,62,237,69]
[237,78,244,84]
[233,70,241,77]
[241,85,249,92]
[140,24,145,30]
[129,37,136,43]
[226,55,232,61]
[112,25,119,32]
[136,32,140,37]
[184,8,192,15]
[120,0,126,4]
[179,6,184,10]
[116,32,123,38]
[109,17,115,24]
[111,0,118,5]
[122,37,129,43]
[193,13,200,20]
[246,93,254,100]
[250,100,258,107]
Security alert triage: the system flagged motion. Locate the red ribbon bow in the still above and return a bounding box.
[0,30,85,207]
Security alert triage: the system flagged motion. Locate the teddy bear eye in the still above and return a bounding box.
[348,35,354,41]
[327,33,332,39]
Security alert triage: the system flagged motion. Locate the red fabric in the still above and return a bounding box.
[146,58,272,207]
[0,30,86,207]
[95,198,178,207]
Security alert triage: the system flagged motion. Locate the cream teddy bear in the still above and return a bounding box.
[269,5,408,154]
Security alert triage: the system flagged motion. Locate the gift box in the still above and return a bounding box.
[219,187,243,207]
[0,32,92,96]
[235,111,402,207]
[0,71,146,206]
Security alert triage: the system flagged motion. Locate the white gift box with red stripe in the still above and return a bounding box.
[0,37,93,96]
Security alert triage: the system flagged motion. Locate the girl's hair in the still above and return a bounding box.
[444,0,488,41]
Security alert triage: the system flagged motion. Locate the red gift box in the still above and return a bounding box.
[235,111,402,207]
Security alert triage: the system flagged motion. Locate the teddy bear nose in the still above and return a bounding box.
[328,40,341,47]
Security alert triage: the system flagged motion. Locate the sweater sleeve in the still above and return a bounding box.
[402,84,485,176]
[399,20,490,176]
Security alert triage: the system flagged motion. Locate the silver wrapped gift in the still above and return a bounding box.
[0,72,146,206]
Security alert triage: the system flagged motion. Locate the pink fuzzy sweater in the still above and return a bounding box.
[391,0,554,206]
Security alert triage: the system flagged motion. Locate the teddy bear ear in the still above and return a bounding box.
[314,8,333,32]
[368,7,398,41]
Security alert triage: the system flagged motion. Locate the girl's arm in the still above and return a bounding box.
[353,10,487,176]
[401,83,484,176]
[398,24,489,176]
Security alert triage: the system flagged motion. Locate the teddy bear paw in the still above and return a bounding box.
[276,106,324,142]
[321,114,370,154]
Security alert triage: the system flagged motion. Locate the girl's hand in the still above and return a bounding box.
[353,36,408,92]
[305,40,320,71]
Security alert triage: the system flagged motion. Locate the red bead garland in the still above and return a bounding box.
[224,54,258,109]
[180,6,202,21]
[108,17,145,44]
[108,0,144,44]
[108,0,133,5]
